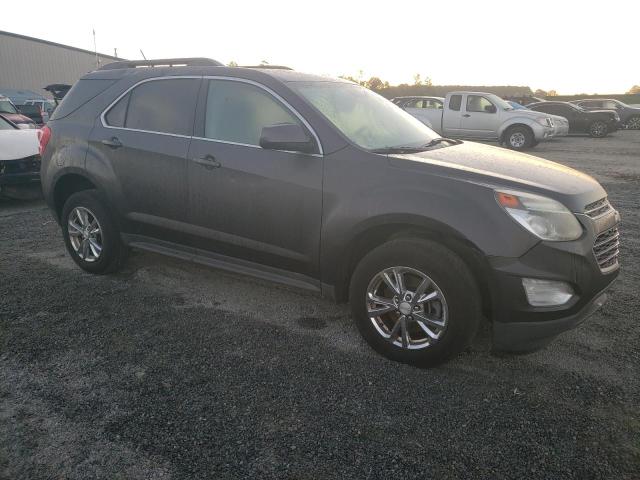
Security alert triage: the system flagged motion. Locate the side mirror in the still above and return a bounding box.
[484,104,497,113]
[259,123,316,154]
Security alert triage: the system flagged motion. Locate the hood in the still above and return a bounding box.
[506,109,549,119]
[0,112,35,126]
[390,141,605,211]
[0,129,39,161]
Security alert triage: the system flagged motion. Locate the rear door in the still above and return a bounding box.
[459,94,500,139]
[89,77,201,243]
[442,94,463,136]
[186,77,323,279]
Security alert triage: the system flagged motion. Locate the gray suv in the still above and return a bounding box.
[40,58,620,366]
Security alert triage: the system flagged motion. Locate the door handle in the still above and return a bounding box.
[462,114,471,118]
[101,137,123,148]
[192,155,221,170]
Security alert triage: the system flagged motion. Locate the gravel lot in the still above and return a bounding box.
[1,131,639,479]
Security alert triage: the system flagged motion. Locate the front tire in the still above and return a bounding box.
[61,190,127,274]
[504,126,534,150]
[349,238,481,367]
[588,121,608,137]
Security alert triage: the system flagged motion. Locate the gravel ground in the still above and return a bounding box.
[1,131,639,479]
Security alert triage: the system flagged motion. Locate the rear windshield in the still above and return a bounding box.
[50,79,116,120]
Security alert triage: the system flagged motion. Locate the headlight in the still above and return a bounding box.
[534,117,553,127]
[495,190,583,241]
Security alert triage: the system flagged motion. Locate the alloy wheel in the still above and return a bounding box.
[67,206,103,262]
[590,121,607,137]
[509,132,526,148]
[626,116,640,129]
[365,266,448,350]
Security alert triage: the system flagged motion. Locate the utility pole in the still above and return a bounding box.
[114,47,118,58]
[93,29,99,68]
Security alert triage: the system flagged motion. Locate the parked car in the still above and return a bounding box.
[570,99,640,130]
[0,115,41,199]
[24,98,56,117]
[41,58,620,367]
[506,96,546,106]
[528,101,619,137]
[507,101,569,137]
[16,103,48,126]
[0,95,37,129]
[394,93,556,150]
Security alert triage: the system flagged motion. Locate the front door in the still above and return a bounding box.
[186,78,323,279]
[459,94,500,139]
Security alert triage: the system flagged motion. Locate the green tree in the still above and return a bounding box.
[227,60,238,67]
[365,77,385,91]
[628,85,640,94]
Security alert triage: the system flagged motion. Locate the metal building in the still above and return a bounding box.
[0,30,121,100]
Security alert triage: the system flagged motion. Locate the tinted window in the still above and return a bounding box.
[0,116,16,130]
[105,92,129,127]
[204,80,301,146]
[466,95,494,113]
[123,78,200,135]
[449,95,462,111]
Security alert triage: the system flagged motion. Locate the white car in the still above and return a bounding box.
[393,92,556,150]
[0,115,41,199]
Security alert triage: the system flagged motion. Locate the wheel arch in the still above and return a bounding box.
[332,217,493,318]
[499,122,535,143]
[52,170,100,222]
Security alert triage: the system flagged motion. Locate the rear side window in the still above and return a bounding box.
[449,95,462,111]
[51,79,116,120]
[204,80,301,146]
[105,92,129,127]
[119,78,200,136]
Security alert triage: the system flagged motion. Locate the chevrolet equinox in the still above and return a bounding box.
[39,58,621,366]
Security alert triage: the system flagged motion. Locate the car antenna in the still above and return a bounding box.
[140,49,147,60]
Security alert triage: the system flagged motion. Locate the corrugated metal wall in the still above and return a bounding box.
[0,32,118,99]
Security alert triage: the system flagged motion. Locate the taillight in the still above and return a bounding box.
[38,125,51,156]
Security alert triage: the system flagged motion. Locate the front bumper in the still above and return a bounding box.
[488,210,619,352]
[0,157,41,196]
[533,125,555,142]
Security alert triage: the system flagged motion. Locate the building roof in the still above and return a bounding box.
[0,30,121,60]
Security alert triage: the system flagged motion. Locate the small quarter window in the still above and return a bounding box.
[105,92,129,127]
[449,95,462,111]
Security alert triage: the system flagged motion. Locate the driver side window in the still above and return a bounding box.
[204,80,302,146]
[466,95,495,113]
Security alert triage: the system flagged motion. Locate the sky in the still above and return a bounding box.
[2,0,638,94]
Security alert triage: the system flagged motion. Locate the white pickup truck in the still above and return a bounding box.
[393,92,556,150]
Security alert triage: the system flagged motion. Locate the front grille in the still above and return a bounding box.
[0,155,41,175]
[593,226,620,271]
[584,198,612,218]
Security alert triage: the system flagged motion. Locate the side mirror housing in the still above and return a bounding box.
[259,123,316,154]
[485,104,497,113]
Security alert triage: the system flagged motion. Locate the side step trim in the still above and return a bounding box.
[122,234,321,294]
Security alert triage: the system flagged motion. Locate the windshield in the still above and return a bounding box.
[0,99,18,114]
[486,94,514,111]
[291,81,439,150]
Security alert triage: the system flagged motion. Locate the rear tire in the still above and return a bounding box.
[625,115,640,130]
[504,126,534,150]
[61,190,127,274]
[588,121,608,137]
[349,238,481,367]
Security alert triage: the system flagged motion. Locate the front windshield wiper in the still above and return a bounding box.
[370,146,429,154]
[421,137,463,148]
[371,137,462,154]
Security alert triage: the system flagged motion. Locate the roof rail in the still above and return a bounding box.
[240,65,293,70]
[98,57,224,70]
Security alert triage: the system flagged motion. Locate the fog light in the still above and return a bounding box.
[522,278,574,307]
